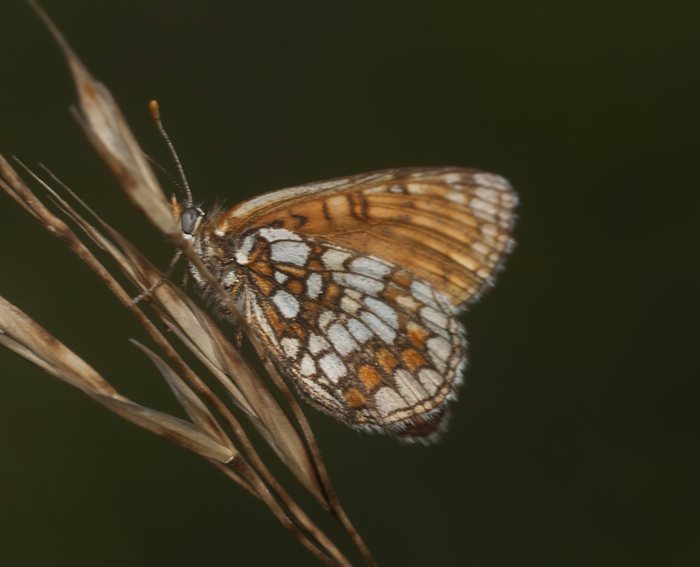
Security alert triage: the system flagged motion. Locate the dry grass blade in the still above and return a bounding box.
[189,309,326,499]
[0,296,235,464]
[95,395,234,463]
[0,295,115,396]
[28,0,175,236]
[130,340,234,453]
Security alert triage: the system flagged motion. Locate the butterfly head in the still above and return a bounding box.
[171,195,205,241]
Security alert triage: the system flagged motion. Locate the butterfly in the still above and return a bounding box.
[169,165,517,444]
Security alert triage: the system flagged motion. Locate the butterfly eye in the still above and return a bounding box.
[180,207,204,235]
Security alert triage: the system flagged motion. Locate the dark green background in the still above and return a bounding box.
[1,1,698,565]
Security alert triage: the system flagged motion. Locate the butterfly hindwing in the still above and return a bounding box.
[238,227,465,440]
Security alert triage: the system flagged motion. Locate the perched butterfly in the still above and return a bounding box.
[156,107,517,444]
[170,166,516,443]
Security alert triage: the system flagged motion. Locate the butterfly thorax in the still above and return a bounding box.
[182,210,247,317]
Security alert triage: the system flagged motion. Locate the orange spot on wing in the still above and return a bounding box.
[323,282,342,306]
[240,238,266,265]
[291,322,308,340]
[251,261,273,276]
[391,270,413,288]
[359,365,382,390]
[402,348,427,371]
[252,272,275,296]
[382,286,400,300]
[376,348,398,374]
[300,300,319,323]
[278,264,307,278]
[382,287,419,312]
[344,387,367,408]
[263,302,286,336]
[307,259,324,271]
[287,279,304,295]
[407,322,429,348]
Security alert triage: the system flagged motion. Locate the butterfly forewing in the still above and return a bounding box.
[214,167,517,308]
[189,167,517,442]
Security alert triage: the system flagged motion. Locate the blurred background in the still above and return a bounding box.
[1,1,698,565]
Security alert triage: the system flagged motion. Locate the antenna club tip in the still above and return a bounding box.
[149,99,161,119]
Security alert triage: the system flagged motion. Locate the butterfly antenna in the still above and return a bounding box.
[149,99,193,207]
[143,152,184,192]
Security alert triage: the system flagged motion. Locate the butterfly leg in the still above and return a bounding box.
[233,327,244,349]
[129,250,183,307]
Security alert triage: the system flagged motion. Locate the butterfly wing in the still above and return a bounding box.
[237,228,465,441]
[215,167,517,308]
